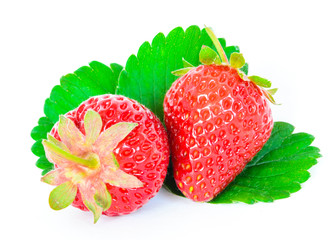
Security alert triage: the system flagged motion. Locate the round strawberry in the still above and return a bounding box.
[41,94,169,223]
[163,27,276,202]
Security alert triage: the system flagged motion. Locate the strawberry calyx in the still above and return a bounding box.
[199,45,222,65]
[41,109,143,223]
[229,52,278,104]
[172,27,278,104]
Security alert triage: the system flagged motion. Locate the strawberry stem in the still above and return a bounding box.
[43,139,100,169]
[205,26,229,64]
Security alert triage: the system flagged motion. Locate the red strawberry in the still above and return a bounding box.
[163,27,275,202]
[42,94,169,222]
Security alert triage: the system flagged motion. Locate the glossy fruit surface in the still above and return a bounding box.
[164,64,273,202]
[48,94,169,217]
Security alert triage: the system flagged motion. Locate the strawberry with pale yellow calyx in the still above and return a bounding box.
[42,109,143,223]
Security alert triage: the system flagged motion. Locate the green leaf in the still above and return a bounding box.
[249,75,272,88]
[199,45,221,65]
[31,61,123,175]
[36,156,54,170]
[49,181,77,210]
[31,140,45,157]
[164,122,320,204]
[230,52,246,69]
[45,61,122,123]
[42,167,54,176]
[240,62,249,75]
[31,117,54,141]
[116,25,240,121]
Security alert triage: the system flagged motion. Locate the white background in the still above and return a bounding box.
[1,0,335,239]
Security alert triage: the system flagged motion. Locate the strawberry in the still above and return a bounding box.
[163,27,276,202]
[41,94,169,223]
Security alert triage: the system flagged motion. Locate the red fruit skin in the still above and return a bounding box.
[164,65,273,202]
[50,94,169,216]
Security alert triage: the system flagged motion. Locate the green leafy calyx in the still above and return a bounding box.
[176,27,277,104]
[172,67,195,77]
[169,27,277,103]
[199,45,222,65]
[41,109,142,223]
[249,76,272,88]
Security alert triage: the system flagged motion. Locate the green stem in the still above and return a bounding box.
[43,140,99,169]
[205,26,229,64]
